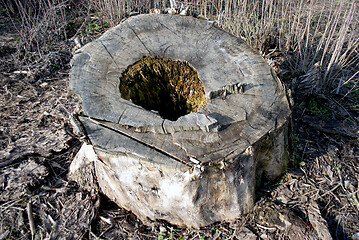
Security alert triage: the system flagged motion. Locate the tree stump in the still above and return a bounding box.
[69,14,292,228]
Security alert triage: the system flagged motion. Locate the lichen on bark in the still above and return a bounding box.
[119,56,207,121]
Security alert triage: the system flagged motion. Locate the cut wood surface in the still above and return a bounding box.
[70,14,292,227]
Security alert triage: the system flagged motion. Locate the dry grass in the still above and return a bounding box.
[218,0,359,94]
[81,0,359,95]
[88,0,167,26]
[2,0,358,95]
[1,0,68,62]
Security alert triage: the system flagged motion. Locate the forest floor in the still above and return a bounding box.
[0,9,358,240]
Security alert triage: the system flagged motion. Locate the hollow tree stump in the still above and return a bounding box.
[69,14,292,228]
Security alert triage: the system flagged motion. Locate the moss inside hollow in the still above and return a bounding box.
[119,56,207,121]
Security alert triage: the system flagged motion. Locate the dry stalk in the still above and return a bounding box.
[256,223,276,231]
[26,200,36,240]
[2,0,69,66]
[218,0,358,94]
[2,0,358,93]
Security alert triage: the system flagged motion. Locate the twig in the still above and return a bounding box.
[170,0,177,9]
[339,69,359,100]
[0,198,24,210]
[26,200,36,240]
[256,223,276,231]
[319,184,340,199]
[301,141,308,162]
[336,76,343,94]
[328,96,356,124]
[90,231,100,239]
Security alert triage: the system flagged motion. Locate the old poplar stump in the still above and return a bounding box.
[69,14,292,228]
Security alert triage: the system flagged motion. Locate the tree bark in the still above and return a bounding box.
[69,14,292,228]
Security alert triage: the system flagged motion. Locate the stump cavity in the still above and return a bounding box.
[119,56,207,121]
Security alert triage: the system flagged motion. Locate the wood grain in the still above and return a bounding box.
[70,14,292,227]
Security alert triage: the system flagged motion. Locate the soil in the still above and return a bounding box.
[0,8,358,240]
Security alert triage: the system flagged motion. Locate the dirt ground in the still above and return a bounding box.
[0,8,358,240]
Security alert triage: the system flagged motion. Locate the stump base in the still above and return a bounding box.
[69,14,292,228]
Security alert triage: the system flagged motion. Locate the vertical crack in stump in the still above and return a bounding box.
[119,56,207,121]
[70,14,292,228]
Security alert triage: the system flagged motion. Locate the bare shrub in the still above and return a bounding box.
[2,0,69,62]
[88,0,168,26]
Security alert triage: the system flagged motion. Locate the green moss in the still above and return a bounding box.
[305,94,332,118]
[119,56,207,121]
[281,148,289,172]
[87,19,109,32]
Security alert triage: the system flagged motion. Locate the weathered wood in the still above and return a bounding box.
[70,14,292,227]
[68,143,99,193]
